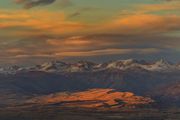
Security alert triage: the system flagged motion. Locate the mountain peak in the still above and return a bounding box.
[121,59,139,65]
[155,59,170,65]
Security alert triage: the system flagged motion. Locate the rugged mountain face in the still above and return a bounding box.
[29,89,154,110]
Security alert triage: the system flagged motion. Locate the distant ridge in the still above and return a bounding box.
[0,59,179,74]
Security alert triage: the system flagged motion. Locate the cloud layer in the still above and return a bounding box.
[0,0,180,65]
[14,0,56,8]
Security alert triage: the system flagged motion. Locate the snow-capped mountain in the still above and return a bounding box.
[144,59,173,71]
[100,59,179,72]
[30,61,69,72]
[0,65,23,74]
[0,59,179,74]
[102,59,147,70]
[29,61,97,73]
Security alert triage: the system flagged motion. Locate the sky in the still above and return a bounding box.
[0,0,180,65]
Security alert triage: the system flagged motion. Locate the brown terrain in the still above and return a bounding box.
[29,89,154,110]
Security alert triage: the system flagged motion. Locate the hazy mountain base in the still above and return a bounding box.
[0,70,179,107]
[0,105,180,120]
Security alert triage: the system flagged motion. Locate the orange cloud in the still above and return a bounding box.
[47,36,92,46]
[0,10,86,37]
[137,2,180,13]
[0,8,180,61]
[6,48,24,54]
[1,8,180,37]
[102,14,180,34]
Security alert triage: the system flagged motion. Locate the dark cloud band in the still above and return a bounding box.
[15,0,56,8]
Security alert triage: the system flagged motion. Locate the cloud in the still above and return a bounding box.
[157,0,177,2]
[57,0,72,8]
[68,7,97,19]
[0,33,179,65]
[52,48,161,57]
[14,0,56,8]
[3,34,176,57]
[101,14,180,34]
[14,0,73,9]
[0,10,86,38]
[137,3,180,13]
[1,8,180,37]
[47,36,92,46]
[0,6,180,64]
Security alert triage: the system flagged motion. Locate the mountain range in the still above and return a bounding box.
[0,59,179,109]
[0,59,179,74]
